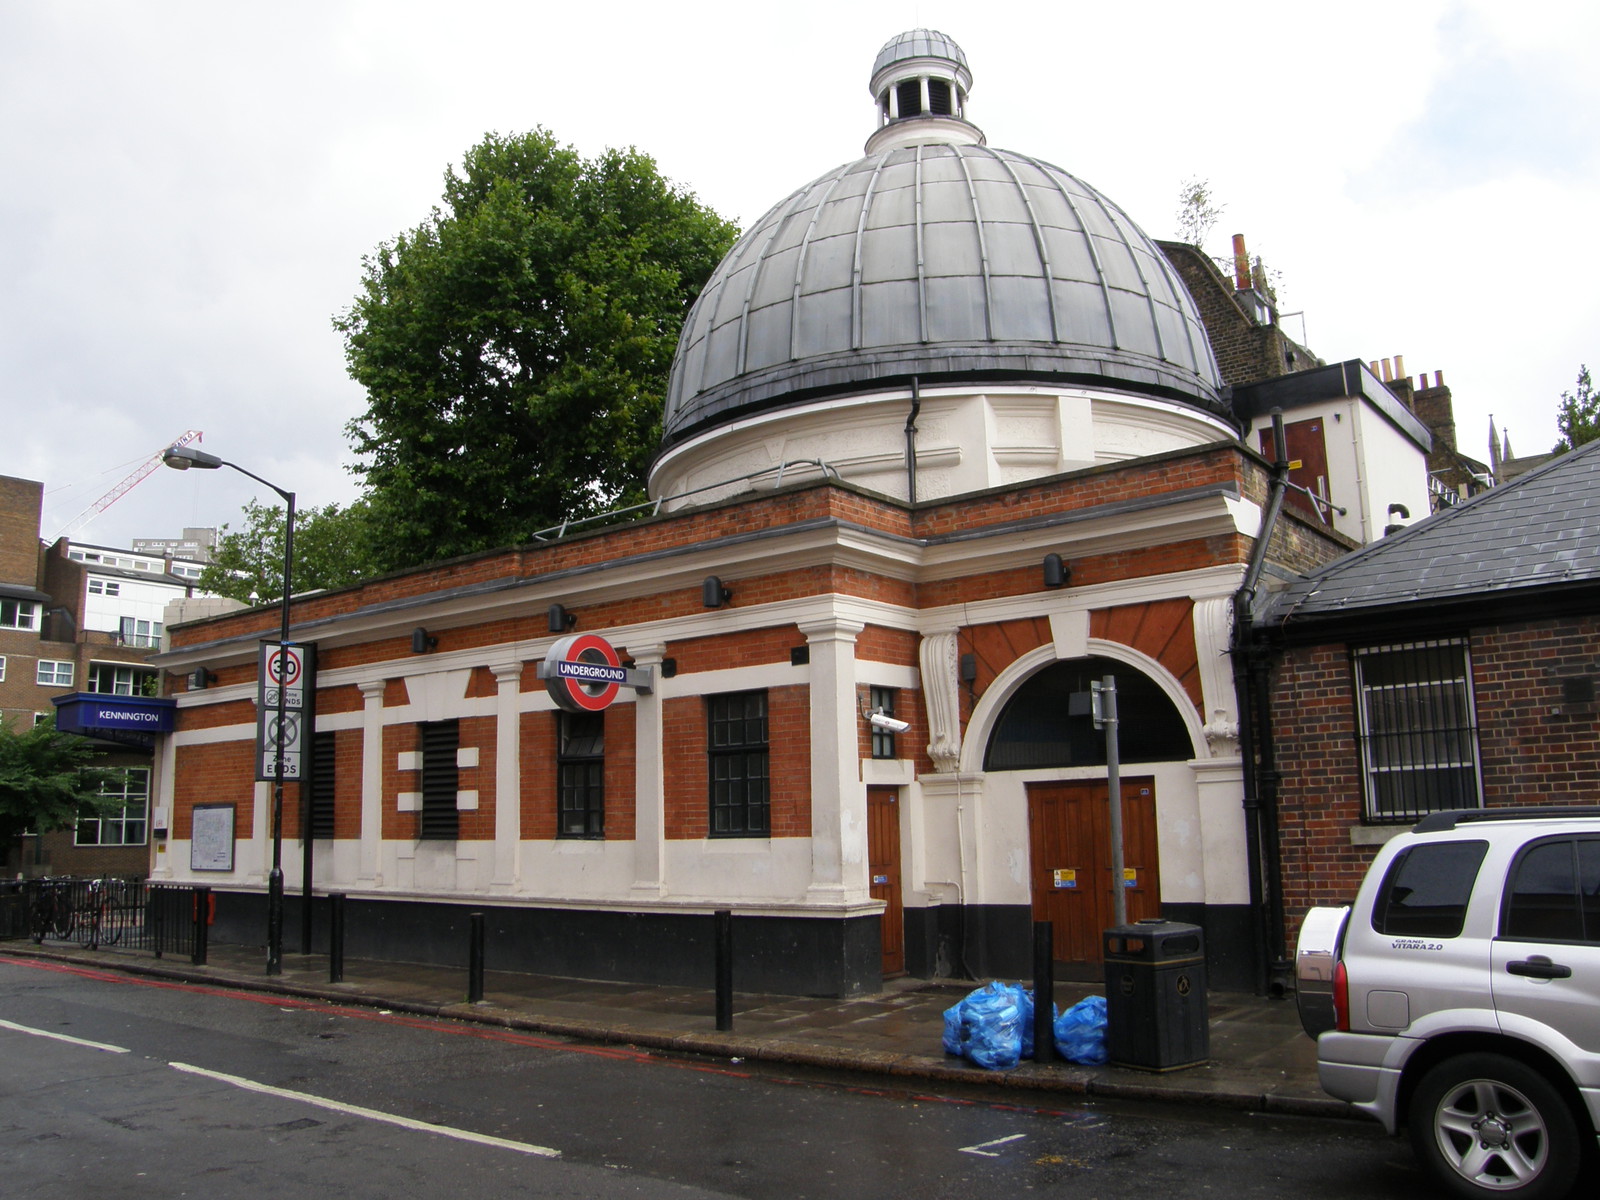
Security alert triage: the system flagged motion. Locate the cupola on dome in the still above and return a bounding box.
[660,31,1225,455]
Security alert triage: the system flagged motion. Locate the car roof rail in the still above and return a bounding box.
[1411,806,1600,834]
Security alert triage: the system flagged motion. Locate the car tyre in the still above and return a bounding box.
[1409,1052,1581,1200]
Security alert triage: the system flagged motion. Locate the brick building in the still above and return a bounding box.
[150,30,1435,993]
[0,475,194,879]
[1254,435,1600,987]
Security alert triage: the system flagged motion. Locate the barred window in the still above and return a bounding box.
[708,691,768,837]
[558,711,604,838]
[77,768,149,846]
[1355,640,1482,823]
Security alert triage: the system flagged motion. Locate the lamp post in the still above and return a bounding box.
[164,444,297,976]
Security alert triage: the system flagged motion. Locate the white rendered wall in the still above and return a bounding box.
[650,384,1238,508]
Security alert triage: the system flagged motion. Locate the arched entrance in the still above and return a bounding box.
[986,657,1193,972]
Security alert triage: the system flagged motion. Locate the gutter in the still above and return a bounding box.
[1231,411,1291,995]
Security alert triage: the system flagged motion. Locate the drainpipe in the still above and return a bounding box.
[905,376,921,503]
[1232,410,1291,995]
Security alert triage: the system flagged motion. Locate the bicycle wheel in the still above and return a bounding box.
[50,894,75,940]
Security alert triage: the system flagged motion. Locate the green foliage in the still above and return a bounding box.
[1176,177,1224,249]
[336,129,741,572]
[0,714,124,846]
[1553,365,1598,453]
[199,498,378,605]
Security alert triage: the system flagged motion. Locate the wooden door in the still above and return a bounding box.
[866,787,904,976]
[1027,778,1160,969]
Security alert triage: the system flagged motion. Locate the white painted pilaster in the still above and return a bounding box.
[357,680,387,887]
[799,617,866,904]
[628,642,667,899]
[491,663,523,891]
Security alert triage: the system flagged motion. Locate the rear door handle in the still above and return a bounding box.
[1507,957,1573,980]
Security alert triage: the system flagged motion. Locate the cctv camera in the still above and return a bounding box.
[869,710,910,733]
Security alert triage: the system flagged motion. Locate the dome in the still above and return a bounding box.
[871,29,968,81]
[659,31,1226,453]
[662,145,1226,447]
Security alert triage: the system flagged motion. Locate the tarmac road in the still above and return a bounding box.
[1,958,1430,1199]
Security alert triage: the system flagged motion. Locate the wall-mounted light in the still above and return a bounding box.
[703,575,732,608]
[188,666,215,690]
[411,626,438,654]
[547,603,576,634]
[1043,552,1069,588]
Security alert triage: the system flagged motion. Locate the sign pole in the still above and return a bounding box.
[1102,675,1127,928]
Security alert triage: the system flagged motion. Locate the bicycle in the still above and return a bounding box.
[85,877,133,948]
[28,878,77,943]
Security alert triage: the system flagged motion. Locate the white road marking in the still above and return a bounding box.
[168,1062,561,1157]
[0,1018,130,1054]
[959,1132,1027,1157]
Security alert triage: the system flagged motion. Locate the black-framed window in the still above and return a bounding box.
[419,720,459,840]
[984,658,1192,770]
[709,691,768,837]
[558,711,605,838]
[870,685,898,760]
[308,729,337,840]
[1355,640,1482,823]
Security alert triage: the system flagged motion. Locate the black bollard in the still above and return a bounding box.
[329,893,346,983]
[467,911,485,1003]
[714,909,733,1032]
[193,886,211,966]
[1033,920,1055,1063]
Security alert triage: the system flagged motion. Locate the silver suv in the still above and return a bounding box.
[1297,807,1600,1199]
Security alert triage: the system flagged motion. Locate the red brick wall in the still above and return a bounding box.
[173,742,256,837]
[520,711,557,840]
[382,723,420,840]
[457,714,494,840]
[662,684,810,839]
[1273,614,1600,949]
[333,728,362,839]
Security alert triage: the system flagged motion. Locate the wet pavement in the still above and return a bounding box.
[0,938,1344,1120]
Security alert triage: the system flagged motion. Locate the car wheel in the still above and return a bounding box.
[1409,1052,1581,1200]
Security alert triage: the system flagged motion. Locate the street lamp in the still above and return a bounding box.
[164,444,297,976]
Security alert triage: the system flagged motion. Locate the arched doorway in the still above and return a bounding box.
[986,658,1193,972]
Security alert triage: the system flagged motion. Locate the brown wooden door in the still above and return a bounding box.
[1261,418,1332,525]
[1027,778,1160,968]
[867,787,905,976]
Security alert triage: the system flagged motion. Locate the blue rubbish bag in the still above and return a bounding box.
[942,981,1038,1070]
[1054,994,1109,1064]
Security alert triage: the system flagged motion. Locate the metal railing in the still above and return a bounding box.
[10,877,209,963]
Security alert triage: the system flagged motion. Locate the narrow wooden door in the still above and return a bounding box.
[1027,779,1160,968]
[867,787,905,976]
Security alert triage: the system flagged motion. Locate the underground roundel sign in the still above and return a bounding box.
[543,634,627,713]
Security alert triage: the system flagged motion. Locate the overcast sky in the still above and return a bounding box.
[5,0,1596,551]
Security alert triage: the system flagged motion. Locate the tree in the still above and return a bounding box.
[198,498,378,605]
[0,714,124,850]
[1176,177,1224,249]
[1553,365,1598,453]
[336,129,741,572]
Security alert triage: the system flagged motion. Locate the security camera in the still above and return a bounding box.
[869,710,910,733]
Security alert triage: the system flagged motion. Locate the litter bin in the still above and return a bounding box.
[1103,918,1208,1071]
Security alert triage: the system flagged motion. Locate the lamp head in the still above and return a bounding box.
[163,445,224,471]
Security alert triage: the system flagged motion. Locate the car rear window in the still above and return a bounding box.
[1371,839,1489,939]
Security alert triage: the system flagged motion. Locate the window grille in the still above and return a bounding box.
[709,691,769,837]
[1355,640,1483,823]
[870,685,898,760]
[308,729,337,840]
[419,720,459,840]
[557,711,605,838]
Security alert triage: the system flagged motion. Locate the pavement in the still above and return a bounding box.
[0,937,1346,1120]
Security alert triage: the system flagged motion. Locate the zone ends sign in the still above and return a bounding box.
[538,634,653,713]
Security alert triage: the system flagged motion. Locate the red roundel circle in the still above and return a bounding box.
[544,634,625,713]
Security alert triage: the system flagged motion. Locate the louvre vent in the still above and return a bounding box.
[419,720,459,840]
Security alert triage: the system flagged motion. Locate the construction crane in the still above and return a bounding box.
[53,430,204,540]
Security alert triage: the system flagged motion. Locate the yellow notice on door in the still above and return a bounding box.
[1123,867,1138,887]
[1052,868,1077,889]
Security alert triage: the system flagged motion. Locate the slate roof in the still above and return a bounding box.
[1259,435,1600,633]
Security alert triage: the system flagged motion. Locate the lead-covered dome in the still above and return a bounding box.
[660,30,1225,451]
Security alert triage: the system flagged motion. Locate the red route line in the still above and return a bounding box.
[3,957,1091,1120]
